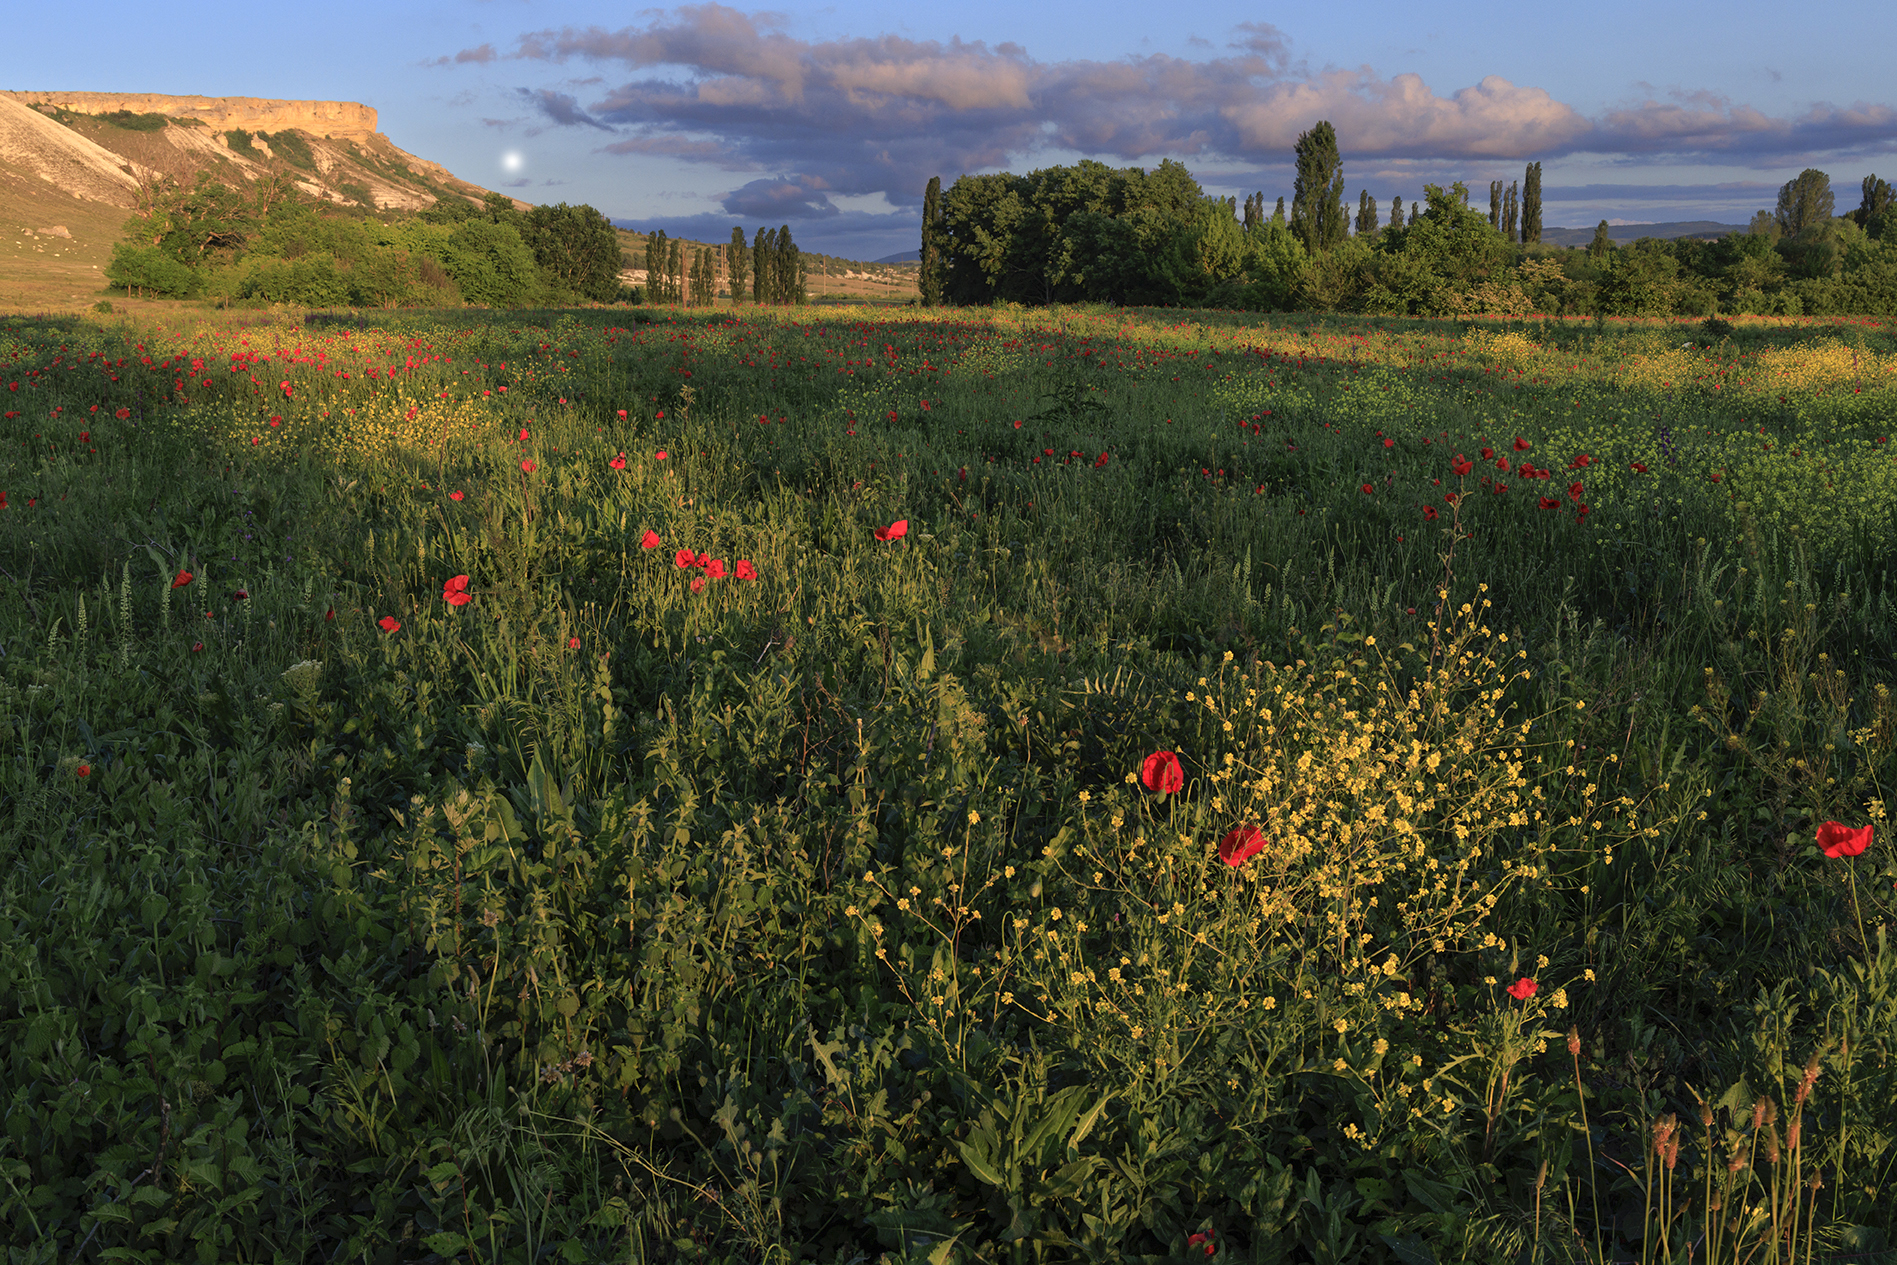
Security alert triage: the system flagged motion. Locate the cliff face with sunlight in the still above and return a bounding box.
[3,92,378,138]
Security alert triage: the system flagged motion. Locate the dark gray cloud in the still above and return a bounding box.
[721,175,839,217]
[520,88,611,131]
[448,4,1897,213]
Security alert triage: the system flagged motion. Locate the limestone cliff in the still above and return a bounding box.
[6,92,377,139]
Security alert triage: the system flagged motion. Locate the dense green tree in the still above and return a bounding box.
[1775,169,1835,237]
[1489,180,1503,229]
[519,202,622,302]
[1390,195,1402,229]
[1522,162,1543,244]
[1747,209,1781,241]
[124,172,256,263]
[1242,192,1263,232]
[104,243,202,298]
[1273,196,1285,224]
[644,231,667,302]
[920,176,945,306]
[1502,181,1519,242]
[728,227,748,301]
[1360,183,1511,315]
[1290,121,1346,254]
[668,239,684,304]
[440,218,539,307]
[1588,220,1613,259]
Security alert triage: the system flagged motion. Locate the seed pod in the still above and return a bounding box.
[1567,1026,1581,1057]
[1750,1096,1768,1131]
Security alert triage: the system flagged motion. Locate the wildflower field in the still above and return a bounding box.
[2,302,1895,1264]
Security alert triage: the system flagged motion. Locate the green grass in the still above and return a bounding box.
[1,303,1894,1264]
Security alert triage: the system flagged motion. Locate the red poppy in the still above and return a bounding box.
[1480,447,1494,460]
[450,490,465,501]
[1361,483,1375,495]
[1506,977,1538,1000]
[231,589,249,601]
[1569,453,1592,468]
[1452,454,1473,477]
[325,607,335,621]
[617,409,628,420]
[689,576,707,594]
[1422,505,1438,520]
[609,451,627,470]
[706,559,727,579]
[735,559,758,580]
[1513,436,1530,451]
[115,407,130,420]
[1568,481,1584,501]
[674,548,695,569]
[1629,462,1648,473]
[1538,496,1561,509]
[1141,750,1184,793]
[568,636,581,649]
[520,458,537,473]
[519,428,531,441]
[655,449,668,460]
[693,552,711,569]
[76,764,91,777]
[171,569,193,588]
[442,575,472,607]
[378,616,401,633]
[1218,824,1267,868]
[1817,821,1873,858]
[1187,1231,1215,1257]
[192,641,204,652]
[641,529,662,549]
[875,519,909,542]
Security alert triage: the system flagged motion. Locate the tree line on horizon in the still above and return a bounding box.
[101,173,814,310]
[915,130,1897,318]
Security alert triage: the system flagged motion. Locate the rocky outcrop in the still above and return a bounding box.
[3,92,377,139]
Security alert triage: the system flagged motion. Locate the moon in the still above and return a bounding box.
[501,150,524,174]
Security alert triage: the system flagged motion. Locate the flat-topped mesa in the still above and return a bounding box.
[5,92,378,139]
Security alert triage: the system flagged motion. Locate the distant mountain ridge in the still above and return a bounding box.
[1539,220,1748,247]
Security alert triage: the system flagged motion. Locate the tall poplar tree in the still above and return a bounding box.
[1503,181,1519,241]
[1588,220,1612,259]
[667,239,684,304]
[1489,180,1503,229]
[775,225,804,304]
[753,227,772,304]
[920,176,945,306]
[1272,196,1285,224]
[1242,192,1262,232]
[1290,121,1346,254]
[644,230,668,302]
[1855,175,1893,227]
[728,227,748,301]
[1390,195,1402,230]
[1522,162,1543,244]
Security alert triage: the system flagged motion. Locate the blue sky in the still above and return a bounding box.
[8,0,1896,259]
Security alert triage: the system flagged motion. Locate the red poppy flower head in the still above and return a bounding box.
[192,641,204,652]
[171,569,193,589]
[706,559,727,579]
[640,529,662,550]
[1630,462,1648,473]
[1817,820,1873,858]
[689,576,707,594]
[76,763,91,777]
[875,518,909,542]
[1513,436,1530,451]
[378,616,401,633]
[115,407,131,420]
[1452,454,1473,477]
[694,552,711,569]
[1568,481,1584,501]
[1218,824,1267,868]
[674,548,695,569]
[1361,483,1375,495]
[735,559,758,580]
[617,409,628,420]
[442,575,472,607]
[655,449,668,460]
[1506,977,1538,1001]
[609,452,627,470]
[1187,1232,1215,1257]
[450,490,465,501]
[1480,447,1494,460]
[231,589,249,601]
[520,458,537,473]
[1141,750,1184,794]
[1539,496,1560,510]
[1422,505,1439,521]
[568,637,581,649]
[324,607,335,621]
[519,428,530,441]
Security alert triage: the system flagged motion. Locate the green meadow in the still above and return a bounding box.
[2,303,1895,1264]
